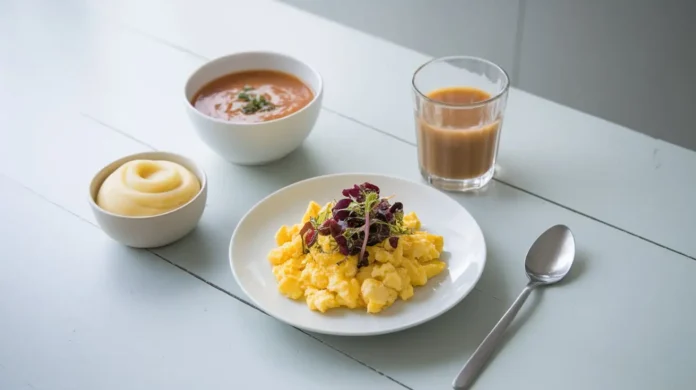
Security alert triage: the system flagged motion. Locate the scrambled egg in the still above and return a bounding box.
[268,201,446,314]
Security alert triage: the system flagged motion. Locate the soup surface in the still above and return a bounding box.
[192,70,314,123]
[417,86,501,180]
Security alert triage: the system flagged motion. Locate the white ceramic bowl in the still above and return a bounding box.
[184,51,324,165]
[88,151,208,248]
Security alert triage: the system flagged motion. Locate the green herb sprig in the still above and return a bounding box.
[299,183,410,268]
[237,85,276,114]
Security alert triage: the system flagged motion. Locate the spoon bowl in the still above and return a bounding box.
[525,224,575,284]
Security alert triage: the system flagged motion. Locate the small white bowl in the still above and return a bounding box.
[184,51,323,165]
[88,151,208,248]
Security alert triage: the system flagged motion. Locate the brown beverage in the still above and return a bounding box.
[417,86,501,180]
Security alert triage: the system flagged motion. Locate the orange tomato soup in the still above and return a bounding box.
[192,70,314,123]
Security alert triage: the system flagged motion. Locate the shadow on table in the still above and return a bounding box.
[316,288,507,374]
[152,223,222,274]
[103,239,197,300]
[247,143,323,184]
[477,238,512,301]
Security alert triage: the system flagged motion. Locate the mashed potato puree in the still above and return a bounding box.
[96,159,201,217]
[268,201,446,314]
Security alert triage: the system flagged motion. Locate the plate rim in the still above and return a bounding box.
[229,172,487,336]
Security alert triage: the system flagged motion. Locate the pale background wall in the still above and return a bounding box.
[280,0,696,151]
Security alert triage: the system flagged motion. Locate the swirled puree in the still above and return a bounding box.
[96,160,201,217]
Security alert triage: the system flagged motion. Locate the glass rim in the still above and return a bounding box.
[412,55,510,109]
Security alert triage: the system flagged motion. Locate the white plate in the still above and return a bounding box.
[229,173,486,336]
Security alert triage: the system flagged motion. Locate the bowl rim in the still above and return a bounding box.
[88,151,208,220]
[183,50,324,127]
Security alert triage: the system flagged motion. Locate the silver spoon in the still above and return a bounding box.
[452,224,576,389]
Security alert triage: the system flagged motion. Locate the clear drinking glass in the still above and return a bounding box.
[412,56,510,191]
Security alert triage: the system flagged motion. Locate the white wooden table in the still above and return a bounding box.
[2,1,695,389]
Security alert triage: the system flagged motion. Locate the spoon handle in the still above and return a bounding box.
[452,282,538,389]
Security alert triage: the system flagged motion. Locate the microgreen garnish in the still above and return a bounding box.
[236,86,276,114]
[301,182,410,267]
